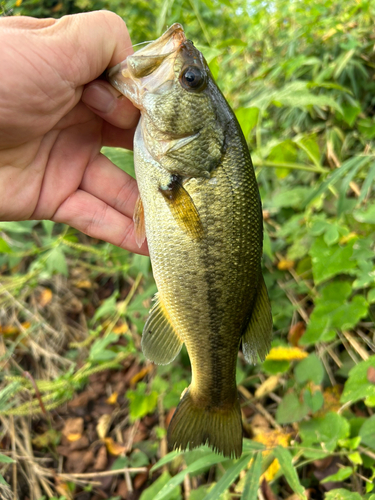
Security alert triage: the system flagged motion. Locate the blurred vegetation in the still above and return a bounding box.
[1,0,375,499]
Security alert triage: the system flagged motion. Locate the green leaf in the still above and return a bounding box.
[0,221,37,234]
[235,107,259,139]
[353,204,375,224]
[204,453,252,500]
[126,382,158,422]
[304,156,370,207]
[89,333,118,361]
[295,354,325,385]
[150,450,183,472]
[0,473,10,486]
[241,452,262,500]
[325,489,362,500]
[309,237,357,284]
[0,453,15,464]
[341,356,375,404]
[46,248,68,276]
[276,392,310,424]
[102,147,135,178]
[42,220,55,237]
[321,466,353,483]
[153,453,228,500]
[0,238,12,253]
[301,281,368,345]
[359,415,375,450]
[273,446,306,499]
[140,471,181,500]
[368,289,375,304]
[299,413,350,458]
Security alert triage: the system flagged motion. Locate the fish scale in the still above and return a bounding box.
[107,23,272,458]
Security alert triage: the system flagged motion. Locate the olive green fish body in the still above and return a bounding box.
[108,24,272,458]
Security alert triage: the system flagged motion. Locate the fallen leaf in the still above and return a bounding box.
[277,259,295,271]
[32,429,61,448]
[93,445,108,471]
[113,323,129,334]
[96,414,111,440]
[104,437,127,456]
[67,433,82,442]
[38,288,53,307]
[130,365,154,386]
[288,322,306,346]
[73,279,92,289]
[106,392,119,405]
[255,375,281,399]
[62,418,84,441]
[266,346,308,361]
[367,366,375,384]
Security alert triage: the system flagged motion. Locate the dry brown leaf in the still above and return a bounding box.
[93,445,108,471]
[38,288,53,307]
[104,437,127,456]
[96,414,111,440]
[255,375,281,399]
[62,418,84,440]
[367,366,375,384]
[288,321,306,346]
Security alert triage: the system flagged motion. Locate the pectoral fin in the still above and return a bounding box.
[242,274,273,364]
[133,195,146,248]
[160,177,203,240]
[142,293,183,365]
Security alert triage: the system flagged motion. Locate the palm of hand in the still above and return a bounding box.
[0,12,147,254]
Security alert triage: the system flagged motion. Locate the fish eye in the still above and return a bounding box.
[180,66,207,91]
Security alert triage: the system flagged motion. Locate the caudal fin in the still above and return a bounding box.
[167,389,243,458]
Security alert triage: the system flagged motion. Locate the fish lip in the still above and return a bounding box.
[106,24,187,105]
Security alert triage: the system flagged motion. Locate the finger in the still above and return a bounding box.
[82,81,140,130]
[0,16,56,29]
[50,11,134,86]
[52,189,149,255]
[101,123,136,149]
[80,153,139,219]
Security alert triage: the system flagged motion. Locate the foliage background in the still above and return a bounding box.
[0,0,375,499]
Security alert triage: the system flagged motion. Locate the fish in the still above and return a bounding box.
[107,23,272,458]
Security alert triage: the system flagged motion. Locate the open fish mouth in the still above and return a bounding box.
[107,23,187,106]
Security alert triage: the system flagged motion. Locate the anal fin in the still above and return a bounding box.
[242,274,273,364]
[142,293,183,365]
[133,195,146,248]
[159,176,203,240]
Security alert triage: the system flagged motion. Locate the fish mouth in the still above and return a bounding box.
[107,23,187,107]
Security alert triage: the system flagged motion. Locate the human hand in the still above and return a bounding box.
[0,11,148,255]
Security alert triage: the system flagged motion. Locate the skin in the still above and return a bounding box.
[0,11,148,255]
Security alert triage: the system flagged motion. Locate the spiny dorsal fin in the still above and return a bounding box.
[142,293,183,365]
[242,274,273,364]
[133,195,146,248]
[159,176,203,240]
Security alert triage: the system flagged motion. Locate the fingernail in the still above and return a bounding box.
[82,84,116,114]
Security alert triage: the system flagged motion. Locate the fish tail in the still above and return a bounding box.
[167,389,242,458]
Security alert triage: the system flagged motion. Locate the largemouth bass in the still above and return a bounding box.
[107,24,272,458]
